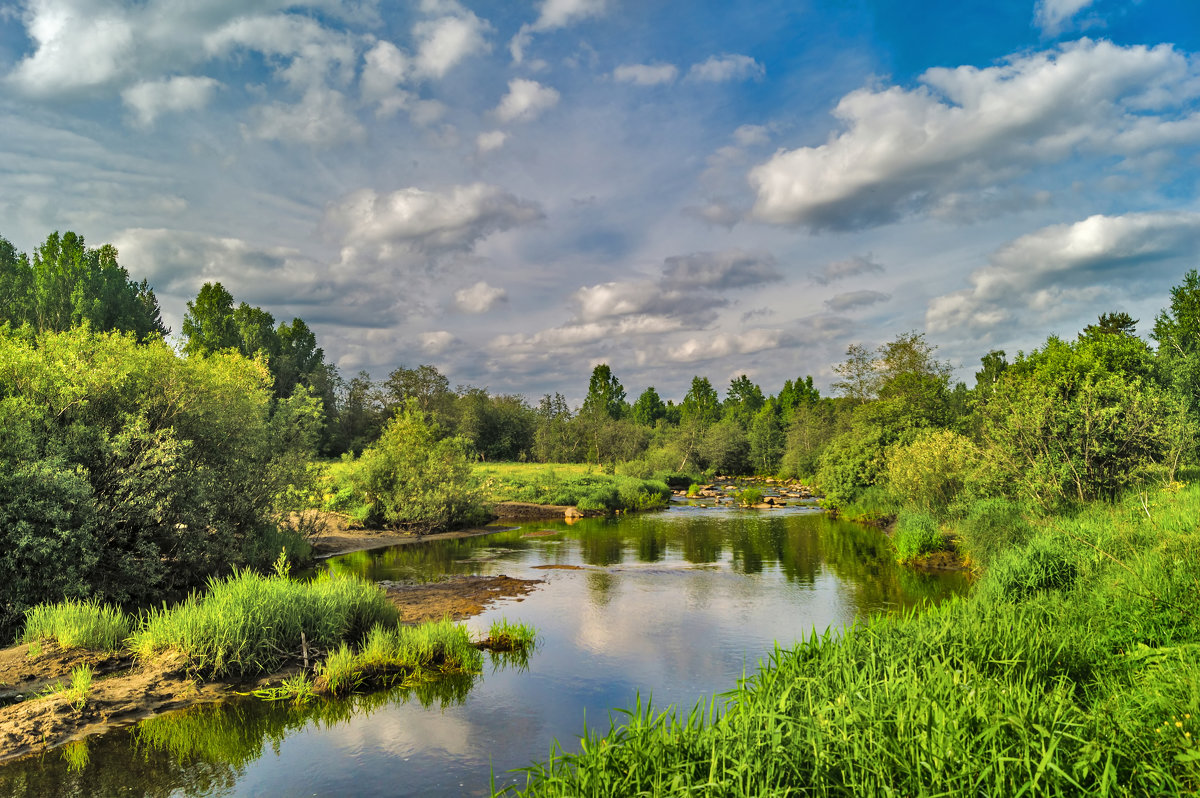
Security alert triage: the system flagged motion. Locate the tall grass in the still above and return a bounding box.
[505,482,1200,796]
[475,463,671,512]
[128,570,400,678]
[315,618,485,695]
[20,599,133,651]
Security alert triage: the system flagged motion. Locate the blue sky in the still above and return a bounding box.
[2,0,1199,404]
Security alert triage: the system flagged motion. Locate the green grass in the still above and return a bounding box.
[486,619,537,651]
[128,569,401,679]
[503,482,1200,796]
[891,511,947,564]
[475,462,671,512]
[20,599,133,651]
[314,618,486,695]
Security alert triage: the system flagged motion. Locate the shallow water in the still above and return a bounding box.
[0,505,968,797]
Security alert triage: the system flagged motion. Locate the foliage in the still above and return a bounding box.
[1153,269,1200,416]
[891,511,946,563]
[474,462,670,512]
[0,231,166,340]
[581,364,627,421]
[884,428,984,515]
[350,400,487,533]
[698,418,750,475]
[737,488,764,506]
[981,334,1192,510]
[815,423,888,507]
[747,405,784,475]
[680,376,721,424]
[630,387,667,427]
[0,327,320,639]
[20,599,133,651]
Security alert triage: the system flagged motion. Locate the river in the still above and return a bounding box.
[0,503,968,797]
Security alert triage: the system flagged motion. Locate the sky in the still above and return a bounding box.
[2,0,1200,405]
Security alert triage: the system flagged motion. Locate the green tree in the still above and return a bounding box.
[777,375,820,414]
[1153,270,1200,416]
[1083,311,1138,338]
[681,376,721,424]
[748,403,784,474]
[630,386,667,427]
[384,364,453,419]
[831,343,880,404]
[724,375,765,425]
[533,393,581,462]
[182,282,239,356]
[581,364,626,420]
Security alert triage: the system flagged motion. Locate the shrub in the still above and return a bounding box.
[957,498,1031,568]
[884,429,983,516]
[892,512,946,564]
[350,400,487,533]
[738,488,764,506]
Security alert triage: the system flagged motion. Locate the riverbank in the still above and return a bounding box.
[504,482,1200,796]
[0,572,541,763]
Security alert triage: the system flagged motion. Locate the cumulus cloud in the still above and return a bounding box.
[812,254,885,285]
[204,14,358,90]
[666,329,784,363]
[749,39,1200,231]
[510,0,606,63]
[122,76,220,127]
[613,63,678,86]
[323,183,544,259]
[455,281,508,313]
[493,78,560,123]
[662,250,780,289]
[476,129,508,153]
[1035,0,1096,35]
[412,8,492,79]
[245,87,364,147]
[688,54,764,83]
[360,40,410,115]
[926,211,1200,334]
[824,290,891,312]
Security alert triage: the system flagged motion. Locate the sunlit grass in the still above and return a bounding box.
[20,599,133,651]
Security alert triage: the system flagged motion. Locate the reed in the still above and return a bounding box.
[20,599,133,651]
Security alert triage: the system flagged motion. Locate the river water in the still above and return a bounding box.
[0,503,968,797]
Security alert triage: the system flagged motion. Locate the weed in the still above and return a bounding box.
[21,599,133,652]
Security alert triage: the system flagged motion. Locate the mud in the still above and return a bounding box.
[301,509,516,558]
[380,575,543,624]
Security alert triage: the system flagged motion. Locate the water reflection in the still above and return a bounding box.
[0,506,969,797]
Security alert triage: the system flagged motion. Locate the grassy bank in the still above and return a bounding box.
[19,571,535,696]
[475,462,673,512]
[505,483,1200,796]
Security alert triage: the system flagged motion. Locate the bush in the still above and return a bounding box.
[738,488,764,506]
[892,512,946,564]
[350,400,487,533]
[884,428,983,516]
[957,498,1031,568]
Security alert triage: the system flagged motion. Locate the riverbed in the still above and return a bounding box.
[0,503,968,797]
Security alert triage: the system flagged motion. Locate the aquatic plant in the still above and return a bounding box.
[891,511,945,563]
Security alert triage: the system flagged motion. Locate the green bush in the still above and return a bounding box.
[957,498,1031,568]
[892,512,946,563]
[350,400,487,533]
[738,488,764,506]
[884,428,984,516]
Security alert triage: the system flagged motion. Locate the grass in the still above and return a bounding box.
[475,462,671,513]
[128,569,401,679]
[20,599,133,651]
[891,511,947,564]
[486,619,537,651]
[503,482,1200,796]
[40,664,94,711]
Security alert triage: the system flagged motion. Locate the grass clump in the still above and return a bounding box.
[957,497,1031,568]
[737,487,764,506]
[129,570,399,679]
[475,463,670,513]
[486,619,537,651]
[20,599,133,651]
[891,511,946,563]
[314,618,484,695]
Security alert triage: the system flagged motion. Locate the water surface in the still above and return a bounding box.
[0,505,968,797]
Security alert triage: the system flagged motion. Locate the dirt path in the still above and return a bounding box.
[0,573,543,763]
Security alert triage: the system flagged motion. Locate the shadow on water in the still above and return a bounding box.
[0,671,485,798]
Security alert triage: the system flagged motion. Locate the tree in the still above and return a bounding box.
[681,376,721,424]
[384,364,453,419]
[182,282,239,356]
[581,364,626,420]
[777,375,820,414]
[630,386,667,427]
[975,350,1008,393]
[1083,311,1138,338]
[724,375,765,425]
[831,343,880,404]
[1153,270,1200,416]
[533,393,580,462]
[748,403,784,474]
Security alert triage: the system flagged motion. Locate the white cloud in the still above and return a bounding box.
[476,130,508,153]
[360,39,410,111]
[205,13,357,90]
[668,330,784,363]
[733,124,770,147]
[455,281,507,313]
[510,0,606,63]
[122,75,220,127]
[420,330,457,353]
[926,211,1200,334]
[683,201,743,229]
[824,290,891,312]
[413,9,492,79]
[323,183,544,258]
[493,78,560,123]
[812,254,885,285]
[612,63,678,86]
[245,87,364,147]
[688,54,764,83]
[8,0,137,95]
[749,39,1200,231]
[1034,0,1096,35]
